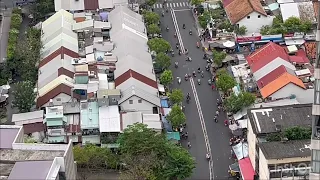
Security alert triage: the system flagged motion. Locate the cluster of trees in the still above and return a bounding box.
[6,8,22,60]
[235,26,247,35]
[198,10,211,29]
[225,91,256,113]
[216,69,236,93]
[260,16,312,35]
[118,123,195,179]
[143,11,161,35]
[213,50,226,67]
[266,127,312,142]
[31,0,55,22]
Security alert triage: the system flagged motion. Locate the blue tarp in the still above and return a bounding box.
[167,132,180,141]
[161,99,169,108]
[162,116,173,132]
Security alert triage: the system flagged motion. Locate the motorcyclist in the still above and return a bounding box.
[174,32,177,37]
[197,78,201,84]
[166,26,169,31]
[175,61,178,68]
[185,48,188,54]
[183,24,186,29]
[198,67,201,73]
[171,51,174,56]
[177,77,181,84]
[203,53,207,59]
[178,50,182,55]
[162,11,164,16]
[176,44,179,49]
[187,93,190,99]
[189,29,192,34]
[185,74,188,80]
[206,153,211,160]
[196,41,200,48]
[201,71,204,78]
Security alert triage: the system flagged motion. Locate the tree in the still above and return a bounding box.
[10,13,22,30]
[191,0,204,6]
[31,0,55,21]
[216,72,236,93]
[118,123,195,180]
[12,81,36,113]
[213,50,226,67]
[166,104,186,128]
[169,89,184,105]
[73,144,119,180]
[218,20,234,32]
[146,0,157,6]
[225,92,256,113]
[147,23,161,35]
[155,52,171,70]
[198,10,211,29]
[266,127,312,142]
[147,38,171,53]
[235,26,247,35]
[160,70,173,86]
[143,11,160,25]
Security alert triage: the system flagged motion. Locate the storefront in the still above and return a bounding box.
[284,32,305,46]
[235,34,283,52]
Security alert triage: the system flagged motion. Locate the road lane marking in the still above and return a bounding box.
[173,3,176,7]
[182,2,186,6]
[170,8,214,180]
[174,9,190,12]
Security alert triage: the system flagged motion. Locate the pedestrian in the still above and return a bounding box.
[187,141,191,148]
[179,127,183,133]
[211,84,215,90]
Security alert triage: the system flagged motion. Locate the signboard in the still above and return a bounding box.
[236,36,261,43]
[261,34,282,40]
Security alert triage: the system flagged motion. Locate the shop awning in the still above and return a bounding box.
[166,132,180,141]
[161,99,169,108]
[158,84,165,92]
[285,39,305,46]
[232,142,248,160]
[238,158,255,180]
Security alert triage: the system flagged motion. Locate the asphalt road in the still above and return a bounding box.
[157,7,234,179]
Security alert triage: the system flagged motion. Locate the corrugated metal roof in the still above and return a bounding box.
[42,9,74,28]
[42,34,78,57]
[38,75,74,97]
[80,102,99,129]
[12,110,44,122]
[121,112,143,130]
[8,161,52,180]
[99,106,121,132]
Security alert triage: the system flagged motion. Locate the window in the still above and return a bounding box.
[129,100,133,104]
[258,15,261,18]
[247,16,250,19]
[138,99,142,103]
[313,150,320,173]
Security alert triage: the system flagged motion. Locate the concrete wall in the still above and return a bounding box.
[259,148,270,180]
[247,120,257,170]
[63,141,77,180]
[237,12,273,33]
[120,96,157,114]
[270,84,309,101]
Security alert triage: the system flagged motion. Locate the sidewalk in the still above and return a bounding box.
[191,10,213,56]
[0,9,12,63]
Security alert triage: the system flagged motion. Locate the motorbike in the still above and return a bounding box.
[166,27,169,32]
[185,50,189,55]
[171,52,174,57]
[196,43,200,48]
[215,118,218,123]
[208,79,212,85]
[176,45,179,49]
[178,50,182,55]
[201,73,204,78]
[186,98,190,104]
[198,69,201,73]
[193,72,196,77]
[186,57,192,61]
[185,75,188,81]
[189,30,192,35]
[197,79,201,85]
[178,77,181,84]
[207,58,213,64]
[183,24,186,29]
[175,62,178,68]
[203,54,207,59]
[162,12,164,17]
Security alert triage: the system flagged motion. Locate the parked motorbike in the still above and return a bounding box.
[197,79,201,85]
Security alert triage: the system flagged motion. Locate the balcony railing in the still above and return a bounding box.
[47,128,66,136]
[82,129,100,136]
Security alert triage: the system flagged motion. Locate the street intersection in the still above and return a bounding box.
[157,7,234,180]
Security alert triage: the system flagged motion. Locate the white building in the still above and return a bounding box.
[109,6,161,114]
[247,104,312,179]
[121,112,162,132]
[223,0,273,33]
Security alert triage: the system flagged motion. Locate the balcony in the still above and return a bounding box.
[82,128,100,136]
[269,166,311,180]
[47,128,66,136]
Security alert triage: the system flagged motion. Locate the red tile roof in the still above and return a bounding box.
[224,0,267,24]
[257,65,287,89]
[36,84,80,108]
[40,47,78,68]
[84,0,99,10]
[115,69,158,89]
[247,42,289,72]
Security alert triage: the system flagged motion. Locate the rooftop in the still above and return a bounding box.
[8,161,53,180]
[224,0,267,24]
[257,65,295,89]
[259,139,310,159]
[99,106,121,132]
[280,1,316,23]
[80,101,99,129]
[248,104,312,134]
[121,112,143,130]
[12,110,44,123]
[0,128,20,149]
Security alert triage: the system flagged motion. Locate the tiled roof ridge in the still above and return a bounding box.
[119,85,160,106]
[115,69,158,89]
[248,0,267,16]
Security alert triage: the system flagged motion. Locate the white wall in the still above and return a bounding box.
[63,141,77,180]
[237,12,274,33]
[42,93,75,107]
[270,83,307,101]
[82,135,101,145]
[259,148,270,180]
[120,95,157,114]
[247,120,257,170]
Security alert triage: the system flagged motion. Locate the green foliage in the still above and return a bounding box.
[160,70,173,86]
[213,50,226,67]
[155,52,171,70]
[198,11,211,29]
[225,92,256,113]
[235,26,247,35]
[146,0,157,6]
[211,9,224,20]
[143,11,160,25]
[12,81,36,113]
[147,23,161,35]
[10,14,23,29]
[118,123,195,180]
[216,71,236,93]
[147,38,171,53]
[191,0,204,5]
[216,68,228,76]
[218,20,234,32]
[266,127,312,142]
[169,89,184,105]
[7,10,22,60]
[0,63,11,85]
[12,8,22,15]
[260,16,312,35]
[31,0,55,21]
[167,104,186,128]
[73,144,119,169]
